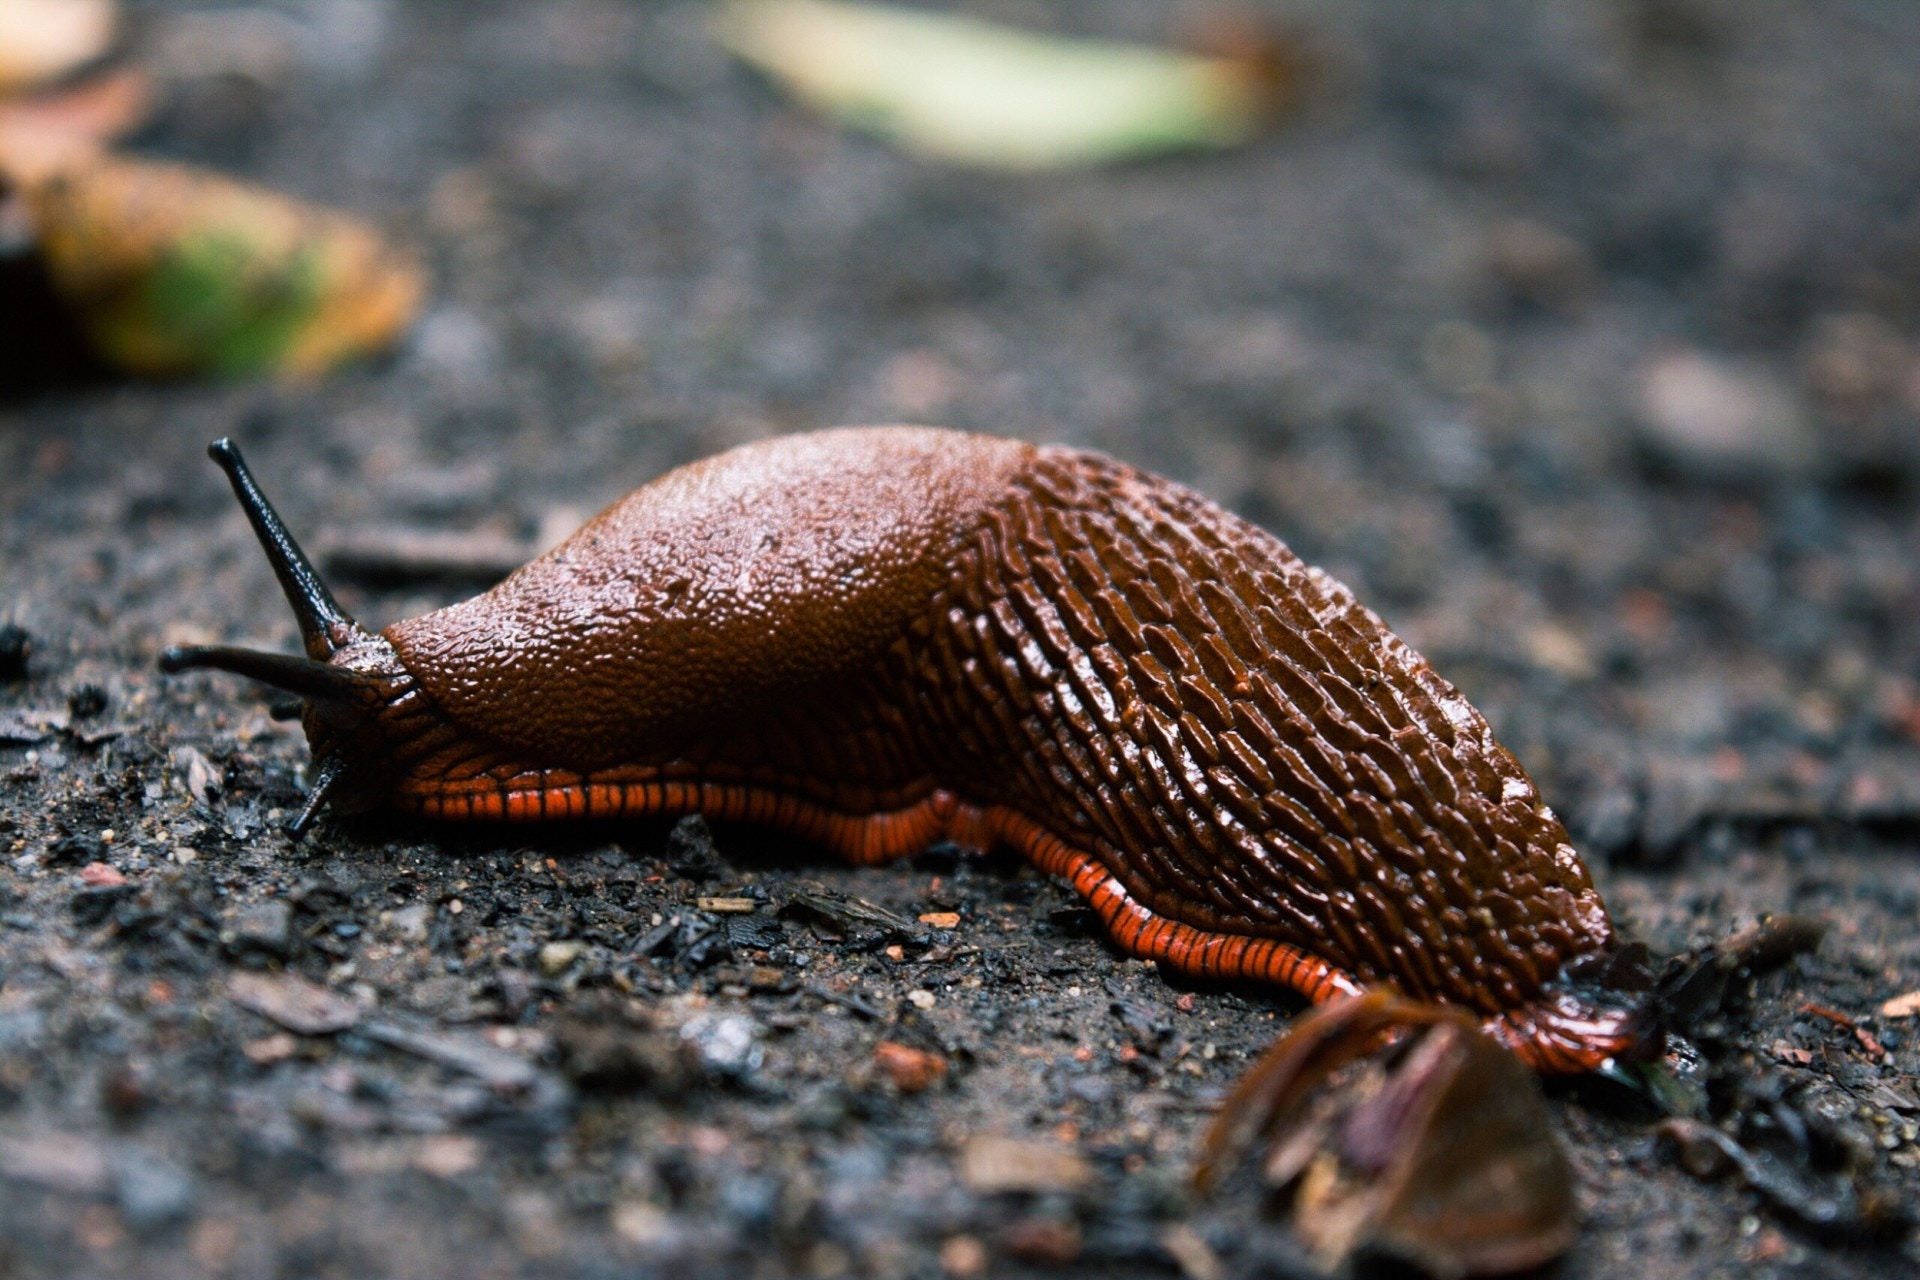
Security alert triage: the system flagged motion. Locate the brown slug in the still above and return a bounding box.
[160,428,1644,1073]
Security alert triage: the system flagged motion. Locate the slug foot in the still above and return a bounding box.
[1196,991,1577,1277]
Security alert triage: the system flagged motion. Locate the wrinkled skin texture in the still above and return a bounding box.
[326,427,1628,1056]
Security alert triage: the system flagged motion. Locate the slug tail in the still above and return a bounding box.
[204,437,359,659]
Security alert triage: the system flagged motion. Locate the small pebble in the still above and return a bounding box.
[873,1040,947,1093]
[940,1234,988,1277]
[114,1151,196,1234]
[1636,349,1815,480]
[538,941,584,976]
[679,1012,761,1077]
[227,900,295,961]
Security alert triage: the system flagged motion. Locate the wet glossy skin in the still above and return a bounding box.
[174,428,1641,1071]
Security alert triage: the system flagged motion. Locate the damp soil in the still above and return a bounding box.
[2,2,1919,1277]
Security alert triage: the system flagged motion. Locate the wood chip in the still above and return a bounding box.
[958,1136,1094,1194]
[697,897,758,914]
[228,971,361,1036]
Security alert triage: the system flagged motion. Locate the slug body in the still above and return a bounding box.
[163,428,1642,1072]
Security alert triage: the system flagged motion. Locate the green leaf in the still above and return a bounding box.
[713,0,1279,170]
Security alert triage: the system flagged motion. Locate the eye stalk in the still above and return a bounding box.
[203,437,360,659]
[157,439,387,837]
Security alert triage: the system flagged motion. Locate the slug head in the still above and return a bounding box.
[157,439,424,835]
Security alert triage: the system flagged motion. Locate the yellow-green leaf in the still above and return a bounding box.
[17,155,424,378]
[712,0,1283,170]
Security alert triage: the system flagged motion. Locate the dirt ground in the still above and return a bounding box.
[3,1,1919,1277]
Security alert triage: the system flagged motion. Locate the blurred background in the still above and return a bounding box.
[0,2,1917,1277]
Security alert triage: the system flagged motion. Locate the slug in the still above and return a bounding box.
[160,428,1644,1073]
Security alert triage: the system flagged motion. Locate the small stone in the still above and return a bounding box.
[228,971,361,1035]
[678,1012,761,1078]
[226,899,295,962]
[538,940,584,976]
[79,862,126,887]
[114,1150,196,1233]
[387,903,430,941]
[744,966,791,992]
[873,1040,947,1093]
[959,1136,1094,1195]
[666,814,726,882]
[939,1234,988,1277]
[242,1033,298,1064]
[1636,349,1815,480]
[610,1199,674,1247]
[906,988,936,1010]
[412,1134,481,1179]
[917,912,961,929]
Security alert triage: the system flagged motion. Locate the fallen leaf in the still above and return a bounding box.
[228,971,362,1036]
[10,154,424,377]
[0,0,116,95]
[1198,993,1576,1277]
[712,0,1290,170]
